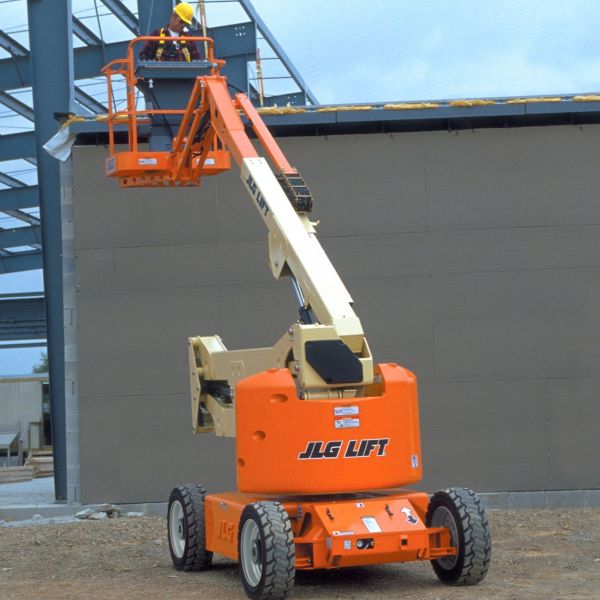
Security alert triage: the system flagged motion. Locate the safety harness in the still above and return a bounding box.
[156,28,191,62]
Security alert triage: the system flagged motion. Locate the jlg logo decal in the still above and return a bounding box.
[245,173,270,218]
[298,438,389,460]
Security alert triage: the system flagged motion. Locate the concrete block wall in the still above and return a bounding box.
[69,124,600,503]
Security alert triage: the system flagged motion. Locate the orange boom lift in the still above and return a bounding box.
[103,37,491,600]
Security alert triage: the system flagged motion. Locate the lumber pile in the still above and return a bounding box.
[25,455,54,478]
[0,466,34,484]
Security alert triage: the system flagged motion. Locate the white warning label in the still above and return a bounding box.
[362,516,382,533]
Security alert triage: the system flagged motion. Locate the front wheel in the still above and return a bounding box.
[238,501,295,600]
[167,484,213,571]
[426,487,491,585]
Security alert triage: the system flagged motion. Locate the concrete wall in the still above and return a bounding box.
[70,124,600,503]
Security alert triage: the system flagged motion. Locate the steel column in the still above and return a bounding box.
[137,0,173,36]
[27,0,74,502]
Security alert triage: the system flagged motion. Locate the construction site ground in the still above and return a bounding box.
[1,508,599,599]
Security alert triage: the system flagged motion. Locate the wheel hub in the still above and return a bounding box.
[431,506,459,569]
[252,539,261,562]
[169,500,186,559]
[241,519,263,587]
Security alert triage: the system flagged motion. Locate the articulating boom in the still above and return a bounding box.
[104,40,491,595]
[103,37,372,437]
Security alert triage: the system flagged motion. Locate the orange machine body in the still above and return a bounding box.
[235,364,422,495]
[204,489,454,570]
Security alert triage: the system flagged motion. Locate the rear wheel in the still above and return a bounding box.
[167,484,213,571]
[238,501,295,600]
[426,487,491,585]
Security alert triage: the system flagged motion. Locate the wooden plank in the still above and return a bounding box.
[0,466,34,483]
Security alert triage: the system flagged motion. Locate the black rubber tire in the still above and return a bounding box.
[238,501,295,600]
[167,484,213,572]
[426,487,491,585]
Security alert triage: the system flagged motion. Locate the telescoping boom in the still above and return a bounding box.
[103,36,373,437]
[102,36,491,600]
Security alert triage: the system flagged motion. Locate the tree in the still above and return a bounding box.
[33,351,48,374]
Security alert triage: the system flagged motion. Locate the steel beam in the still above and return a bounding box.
[0,341,46,349]
[0,28,106,116]
[0,249,42,273]
[2,210,41,226]
[0,90,34,121]
[72,41,130,81]
[101,0,139,34]
[0,30,28,57]
[72,16,103,46]
[0,132,36,161]
[0,172,27,188]
[27,0,74,503]
[0,225,42,249]
[0,187,39,211]
[75,87,107,114]
[0,296,46,341]
[238,0,317,104]
[0,41,129,91]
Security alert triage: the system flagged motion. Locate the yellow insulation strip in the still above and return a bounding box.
[573,95,600,102]
[61,115,87,127]
[383,102,439,110]
[449,99,496,107]
[257,106,307,115]
[505,97,563,104]
[317,105,373,112]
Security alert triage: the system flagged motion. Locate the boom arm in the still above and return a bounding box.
[185,75,374,435]
[102,43,373,437]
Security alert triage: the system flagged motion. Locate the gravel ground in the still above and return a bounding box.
[1,508,599,599]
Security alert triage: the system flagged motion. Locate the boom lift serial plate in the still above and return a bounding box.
[102,36,491,600]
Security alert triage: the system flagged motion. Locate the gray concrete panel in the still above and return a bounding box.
[348,276,435,381]
[545,377,600,490]
[426,126,600,231]
[70,125,600,503]
[433,269,600,382]
[214,281,299,350]
[79,393,235,504]
[76,286,220,397]
[418,380,550,492]
[278,135,430,238]
[431,226,600,274]
[75,249,115,291]
[112,240,272,290]
[74,147,220,250]
[324,233,433,280]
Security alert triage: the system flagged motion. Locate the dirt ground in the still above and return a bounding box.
[1,508,599,600]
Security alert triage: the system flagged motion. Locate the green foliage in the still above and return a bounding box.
[33,351,48,374]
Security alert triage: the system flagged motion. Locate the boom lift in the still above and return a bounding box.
[103,37,491,600]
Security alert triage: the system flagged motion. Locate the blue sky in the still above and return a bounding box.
[249,0,600,103]
[2,0,600,374]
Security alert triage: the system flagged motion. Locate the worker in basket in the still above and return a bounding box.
[139,2,200,62]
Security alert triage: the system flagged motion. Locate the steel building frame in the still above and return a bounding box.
[0,0,317,501]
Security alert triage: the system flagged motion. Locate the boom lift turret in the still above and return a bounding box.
[103,37,491,600]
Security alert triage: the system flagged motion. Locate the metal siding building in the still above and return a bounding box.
[66,118,600,504]
[0,376,45,449]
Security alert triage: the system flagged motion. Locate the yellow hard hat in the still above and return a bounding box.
[174,2,194,25]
